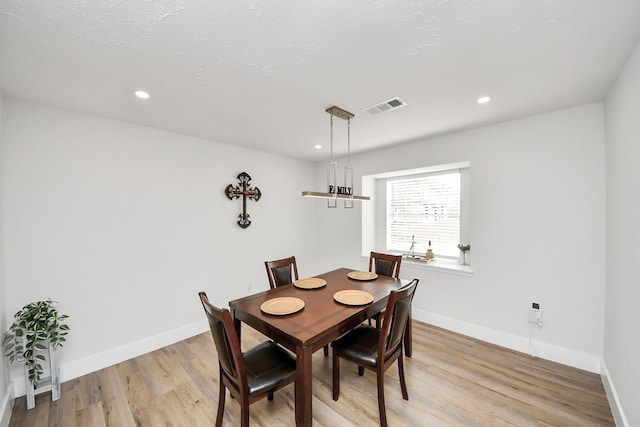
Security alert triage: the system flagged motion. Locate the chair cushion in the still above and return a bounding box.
[244,341,296,396]
[272,264,293,286]
[331,324,380,367]
[375,259,394,277]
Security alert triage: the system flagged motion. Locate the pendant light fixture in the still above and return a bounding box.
[302,106,370,207]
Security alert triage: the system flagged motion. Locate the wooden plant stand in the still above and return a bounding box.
[24,341,60,409]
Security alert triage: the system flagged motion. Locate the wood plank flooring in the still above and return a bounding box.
[8,321,614,426]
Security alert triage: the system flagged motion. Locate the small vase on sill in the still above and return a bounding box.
[425,240,435,260]
[457,244,471,266]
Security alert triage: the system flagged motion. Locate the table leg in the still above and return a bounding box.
[233,315,241,344]
[295,345,313,426]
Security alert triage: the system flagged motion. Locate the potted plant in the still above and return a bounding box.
[2,299,70,386]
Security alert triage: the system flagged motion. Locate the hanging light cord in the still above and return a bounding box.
[347,118,351,165]
[330,114,334,162]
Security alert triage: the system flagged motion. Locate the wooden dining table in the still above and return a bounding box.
[229,267,410,427]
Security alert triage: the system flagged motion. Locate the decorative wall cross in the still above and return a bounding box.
[225,172,262,228]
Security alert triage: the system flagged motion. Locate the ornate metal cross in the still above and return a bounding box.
[225,172,262,228]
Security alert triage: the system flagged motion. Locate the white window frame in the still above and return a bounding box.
[361,161,472,273]
[386,170,462,258]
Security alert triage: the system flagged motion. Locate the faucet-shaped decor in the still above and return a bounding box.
[408,235,417,258]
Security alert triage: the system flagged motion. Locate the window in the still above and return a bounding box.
[362,161,470,263]
[387,171,460,257]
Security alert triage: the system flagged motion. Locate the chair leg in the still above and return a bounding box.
[324,345,329,357]
[377,369,388,427]
[240,398,250,427]
[332,350,340,401]
[398,351,409,400]
[358,365,364,376]
[215,380,225,427]
[268,391,274,401]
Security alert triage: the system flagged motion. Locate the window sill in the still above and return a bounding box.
[401,256,474,276]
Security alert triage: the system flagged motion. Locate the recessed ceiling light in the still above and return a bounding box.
[314,145,322,150]
[134,90,150,99]
[477,96,491,104]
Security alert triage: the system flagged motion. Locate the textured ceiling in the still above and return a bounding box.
[1,1,639,161]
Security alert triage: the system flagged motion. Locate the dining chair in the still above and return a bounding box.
[265,256,299,289]
[198,292,296,427]
[368,252,402,326]
[264,256,330,356]
[331,278,419,427]
[369,251,402,279]
[367,252,414,356]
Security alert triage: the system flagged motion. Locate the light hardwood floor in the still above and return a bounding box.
[8,321,614,426]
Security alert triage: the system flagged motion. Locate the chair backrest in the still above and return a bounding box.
[379,279,418,358]
[369,252,402,279]
[199,292,247,391]
[265,256,299,289]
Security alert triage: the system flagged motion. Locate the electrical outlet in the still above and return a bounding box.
[528,303,543,326]
[529,302,542,327]
[528,308,539,323]
[537,310,543,326]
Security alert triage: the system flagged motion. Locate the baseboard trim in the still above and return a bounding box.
[601,360,628,426]
[11,320,209,397]
[0,383,14,427]
[9,311,603,398]
[412,308,601,373]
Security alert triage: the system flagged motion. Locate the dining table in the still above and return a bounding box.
[229,267,411,427]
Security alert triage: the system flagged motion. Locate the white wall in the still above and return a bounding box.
[0,93,623,418]
[0,88,630,423]
[603,38,640,427]
[0,94,12,427]
[315,103,607,372]
[1,98,320,395]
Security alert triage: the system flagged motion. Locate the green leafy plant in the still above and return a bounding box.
[2,299,70,386]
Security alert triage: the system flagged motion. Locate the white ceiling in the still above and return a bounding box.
[1,1,639,161]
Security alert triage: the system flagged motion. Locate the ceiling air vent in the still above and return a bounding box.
[365,97,407,115]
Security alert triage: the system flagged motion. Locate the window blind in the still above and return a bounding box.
[387,171,460,257]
